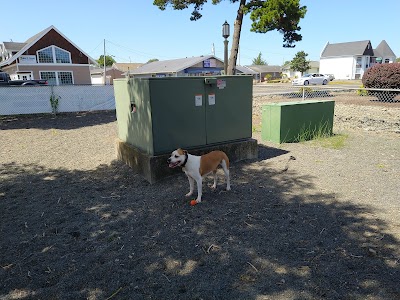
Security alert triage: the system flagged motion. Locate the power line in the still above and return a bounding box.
[105,40,174,60]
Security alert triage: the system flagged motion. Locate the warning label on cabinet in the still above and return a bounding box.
[217,79,226,89]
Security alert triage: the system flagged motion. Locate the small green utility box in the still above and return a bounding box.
[261,100,335,143]
[114,76,253,155]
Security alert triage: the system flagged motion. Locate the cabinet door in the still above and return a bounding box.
[205,76,253,144]
[150,78,207,154]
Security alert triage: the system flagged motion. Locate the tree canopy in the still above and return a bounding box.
[97,55,116,67]
[153,0,307,74]
[252,52,268,65]
[146,58,159,63]
[290,51,310,74]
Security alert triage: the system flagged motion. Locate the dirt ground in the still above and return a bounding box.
[1,98,399,299]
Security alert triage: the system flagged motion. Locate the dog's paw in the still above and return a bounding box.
[185,192,193,197]
[210,184,217,189]
[226,186,231,191]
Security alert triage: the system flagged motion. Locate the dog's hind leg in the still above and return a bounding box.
[221,160,231,191]
[211,170,217,189]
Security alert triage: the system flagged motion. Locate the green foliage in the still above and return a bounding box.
[146,58,159,63]
[50,94,60,115]
[252,52,267,65]
[295,120,332,143]
[311,134,348,149]
[153,0,307,47]
[357,85,368,96]
[97,55,116,67]
[248,0,307,48]
[362,63,400,89]
[299,86,313,94]
[362,63,400,101]
[290,51,310,74]
[264,74,272,81]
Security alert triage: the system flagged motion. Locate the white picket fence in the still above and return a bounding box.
[0,85,115,115]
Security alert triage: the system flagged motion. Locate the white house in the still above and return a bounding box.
[282,61,320,79]
[319,40,396,80]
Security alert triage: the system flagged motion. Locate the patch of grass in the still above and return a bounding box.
[295,120,332,143]
[357,85,368,96]
[313,134,348,149]
[329,80,362,85]
[294,120,348,149]
[252,123,262,133]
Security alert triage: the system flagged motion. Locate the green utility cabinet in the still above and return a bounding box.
[114,76,253,155]
[261,100,335,143]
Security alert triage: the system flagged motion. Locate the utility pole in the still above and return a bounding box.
[103,39,106,85]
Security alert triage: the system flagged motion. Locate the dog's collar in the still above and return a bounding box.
[181,152,188,167]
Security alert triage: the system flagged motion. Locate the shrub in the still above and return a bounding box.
[362,63,400,101]
[264,74,272,82]
[357,85,368,96]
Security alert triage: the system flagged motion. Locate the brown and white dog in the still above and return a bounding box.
[167,148,231,204]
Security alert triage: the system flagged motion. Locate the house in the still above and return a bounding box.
[112,62,143,73]
[128,55,226,78]
[90,66,124,85]
[128,55,259,79]
[319,40,396,80]
[282,61,319,79]
[245,65,282,81]
[90,62,143,85]
[0,25,97,85]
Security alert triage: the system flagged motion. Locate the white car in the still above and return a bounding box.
[292,73,329,86]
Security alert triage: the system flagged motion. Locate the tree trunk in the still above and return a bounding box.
[227,0,246,75]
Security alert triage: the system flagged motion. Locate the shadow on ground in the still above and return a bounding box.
[1,157,399,300]
[0,111,116,131]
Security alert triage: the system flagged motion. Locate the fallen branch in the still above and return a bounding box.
[106,287,122,300]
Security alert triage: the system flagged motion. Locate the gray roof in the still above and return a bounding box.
[321,40,373,58]
[374,40,396,58]
[112,62,143,72]
[2,42,26,51]
[246,65,282,73]
[129,55,223,74]
[235,65,258,74]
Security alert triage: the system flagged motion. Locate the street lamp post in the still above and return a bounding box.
[222,21,230,75]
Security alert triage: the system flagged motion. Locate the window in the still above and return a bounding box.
[37,46,71,64]
[40,72,57,85]
[55,48,71,63]
[385,58,390,63]
[38,48,53,63]
[58,72,73,84]
[40,71,73,85]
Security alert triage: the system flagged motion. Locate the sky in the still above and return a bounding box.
[1,0,399,66]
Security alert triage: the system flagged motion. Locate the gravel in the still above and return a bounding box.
[1,98,399,300]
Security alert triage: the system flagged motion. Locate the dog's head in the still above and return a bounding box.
[167,148,188,168]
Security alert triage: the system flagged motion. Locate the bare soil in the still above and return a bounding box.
[1,98,399,299]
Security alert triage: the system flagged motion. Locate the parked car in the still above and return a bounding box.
[324,74,335,81]
[292,73,329,86]
[0,71,48,86]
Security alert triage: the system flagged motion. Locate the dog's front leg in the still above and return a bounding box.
[185,174,194,197]
[194,175,203,203]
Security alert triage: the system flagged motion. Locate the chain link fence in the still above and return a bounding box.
[0,85,115,115]
[1,84,399,117]
[254,85,400,103]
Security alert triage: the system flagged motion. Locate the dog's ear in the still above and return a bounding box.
[183,150,188,155]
